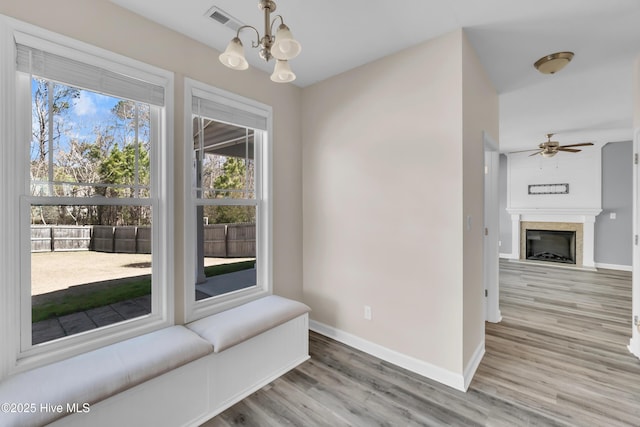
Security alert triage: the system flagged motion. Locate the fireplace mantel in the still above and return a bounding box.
[507,208,602,268]
[506,208,602,218]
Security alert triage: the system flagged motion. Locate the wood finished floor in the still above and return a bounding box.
[201,260,640,426]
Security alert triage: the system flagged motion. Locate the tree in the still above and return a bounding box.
[97,143,151,225]
[91,101,152,226]
[205,156,255,224]
[213,157,245,197]
[99,144,150,193]
[31,78,79,173]
[29,81,152,226]
[30,78,80,225]
[110,100,150,152]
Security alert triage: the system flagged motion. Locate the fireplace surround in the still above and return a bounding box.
[520,221,583,265]
[507,208,601,268]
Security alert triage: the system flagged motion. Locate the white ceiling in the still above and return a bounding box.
[110,0,640,152]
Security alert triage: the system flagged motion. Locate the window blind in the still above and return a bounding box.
[193,95,267,131]
[16,44,165,106]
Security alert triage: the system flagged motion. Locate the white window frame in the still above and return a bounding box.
[184,78,272,322]
[0,15,174,373]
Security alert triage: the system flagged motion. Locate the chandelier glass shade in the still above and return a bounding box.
[270,59,295,82]
[218,0,301,83]
[219,37,249,70]
[271,24,301,60]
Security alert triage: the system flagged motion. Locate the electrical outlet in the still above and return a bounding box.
[634,315,638,326]
[364,305,372,320]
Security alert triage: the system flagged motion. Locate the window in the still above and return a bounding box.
[11,29,173,363]
[185,79,271,320]
[27,79,154,346]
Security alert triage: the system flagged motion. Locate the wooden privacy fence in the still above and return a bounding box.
[31,224,255,258]
[31,226,92,252]
[92,226,149,254]
[203,223,256,258]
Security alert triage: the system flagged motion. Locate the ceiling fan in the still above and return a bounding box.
[515,134,594,158]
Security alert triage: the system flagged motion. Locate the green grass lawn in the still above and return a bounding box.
[32,260,255,322]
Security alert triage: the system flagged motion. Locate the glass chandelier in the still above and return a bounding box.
[219,0,301,83]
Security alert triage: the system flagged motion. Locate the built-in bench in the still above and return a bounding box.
[0,295,310,427]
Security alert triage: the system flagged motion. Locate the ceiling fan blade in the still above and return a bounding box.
[512,138,593,157]
[510,148,541,154]
[557,148,581,153]
[558,142,594,148]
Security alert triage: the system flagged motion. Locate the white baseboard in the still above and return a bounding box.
[594,262,632,272]
[499,252,516,260]
[309,320,469,392]
[463,341,485,391]
[628,337,640,360]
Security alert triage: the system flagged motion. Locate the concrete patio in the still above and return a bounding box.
[32,295,151,344]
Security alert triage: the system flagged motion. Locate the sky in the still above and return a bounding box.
[31,77,146,162]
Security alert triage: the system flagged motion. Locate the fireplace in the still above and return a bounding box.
[518,220,585,267]
[508,209,600,269]
[525,229,576,264]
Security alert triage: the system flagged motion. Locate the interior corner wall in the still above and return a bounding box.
[0,0,304,320]
[301,30,465,377]
[461,31,498,370]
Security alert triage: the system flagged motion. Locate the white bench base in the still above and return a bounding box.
[48,314,309,427]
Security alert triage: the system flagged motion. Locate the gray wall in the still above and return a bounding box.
[594,141,633,267]
[498,154,512,254]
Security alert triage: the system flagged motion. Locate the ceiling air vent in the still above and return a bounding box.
[205,6,243,32]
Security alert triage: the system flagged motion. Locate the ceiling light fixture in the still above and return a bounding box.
[218,0,301,83]
[534,51,574,74]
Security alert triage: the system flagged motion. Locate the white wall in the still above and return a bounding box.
[302,29,497,388]
[507,147,602,211]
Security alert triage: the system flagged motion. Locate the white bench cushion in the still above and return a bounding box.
[186,295,310,352]
[0,325,212,427]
